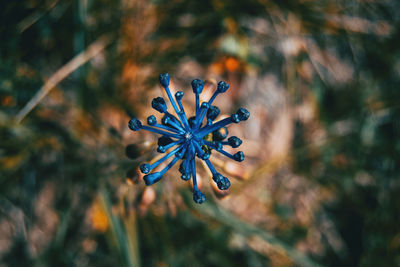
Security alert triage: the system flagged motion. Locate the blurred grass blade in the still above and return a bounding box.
[100,188,140,267]
[17,0,61,33]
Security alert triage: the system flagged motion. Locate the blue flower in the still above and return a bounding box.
[129,73,249,204]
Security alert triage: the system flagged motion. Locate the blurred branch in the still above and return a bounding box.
[17,0,61,33]
[15,34,114,124]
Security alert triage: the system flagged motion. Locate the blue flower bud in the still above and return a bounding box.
[144,172,163,185]
[191,79,204,94]
[228,136,242,148]
[147,115,157,125]
[128,118,142,131]
[175,91,184,100]
[161,115,170,125]
[157,146,166,153]
[207,106,220,121]
[151,97,167,113]
[217,81,229,93]
[213,141,223,151]
[159,73,170,87]
[233,151,244,162]
[231,113,240,123]
[140,163,151,174]
[193,190,206,204]
[217,177,230,190]
[236,108,250,121]
[158,136,173,146]
[201,102,209,109]
[212,127,228,141]
[181,174,190,181]
[213,173,224,183]
[129,74,249,204]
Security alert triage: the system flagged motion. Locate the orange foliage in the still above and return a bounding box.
[90,201,109,232]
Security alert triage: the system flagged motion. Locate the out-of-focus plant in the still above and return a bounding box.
[1,0,400,266]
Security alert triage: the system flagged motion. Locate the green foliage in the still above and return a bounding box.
[1,0,400,266]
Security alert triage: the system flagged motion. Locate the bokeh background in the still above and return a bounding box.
[1,0,400,266]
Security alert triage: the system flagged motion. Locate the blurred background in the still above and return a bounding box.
[1,0,400,266]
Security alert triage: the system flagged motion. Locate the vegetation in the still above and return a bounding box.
[1,0,399,266]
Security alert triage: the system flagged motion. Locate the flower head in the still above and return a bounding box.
[128,74,249,204]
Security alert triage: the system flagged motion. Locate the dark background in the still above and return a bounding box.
[1,0,400,266]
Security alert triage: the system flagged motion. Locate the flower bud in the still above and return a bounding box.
[147,115,157,125]
[217,81,229,93]
[191,79,204,94]
[207,106,220,121]
[193,190,206,204]
[233,151,245,162]
[128,118,142,131]
[228,136,242,148]
[143,172,163,185]
[140,163,151,174]
[236,108,250,121]
[151,97,167,113]
[175,91,184,100]
[217,176,231,190]
[159,73,170,87]
[231,113,240,123]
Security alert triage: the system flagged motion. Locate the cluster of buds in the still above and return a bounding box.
[129,74,249,203]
